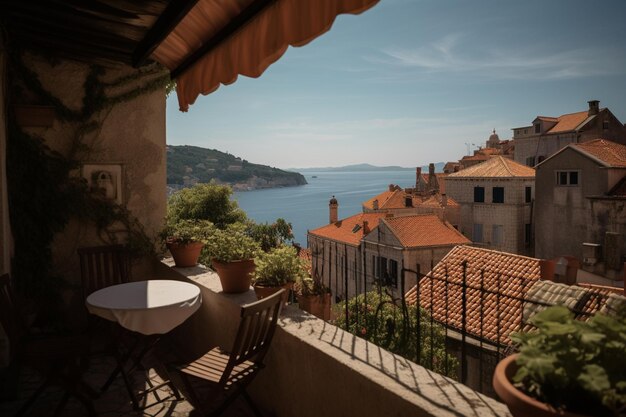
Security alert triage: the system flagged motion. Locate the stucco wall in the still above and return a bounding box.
[535,148,607,260]
[15,52,166,286]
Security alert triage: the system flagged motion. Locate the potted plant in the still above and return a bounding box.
[252,246,306,305]
[202,223,260,294]
[161,219,214,267]
[295,274,331,320]
[493,305,626,417]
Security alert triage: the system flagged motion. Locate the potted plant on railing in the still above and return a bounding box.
[202,223,260,294]
[295,274,331,320]
[161,219,214,267]
[252,246,306,305]
[493,305,626,417]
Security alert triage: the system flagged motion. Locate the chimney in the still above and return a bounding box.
[362,220,370,235]
[441,193,448,207]
[539,259,556,281]
[404,195,413,207]
[415,167,422,189]
[372,199,379,210]
[388,184,395,192]
[588,100,600,116]
[329,196,338,224]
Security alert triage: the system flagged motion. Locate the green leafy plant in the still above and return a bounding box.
[295,274,331,297]
[511,305,626,416]
[201,223,260,263]
[246,218,294,252]
[160,219,215,245]
[335,291,458,379]
[166,182,246,229]
[253,246,307,287]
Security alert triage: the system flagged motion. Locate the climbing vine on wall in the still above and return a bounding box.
[6,50,171,301]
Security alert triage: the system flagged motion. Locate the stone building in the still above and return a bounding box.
[445,156,535,256]
[308,198,469,302]
[513,100,626,167]
[535,139,626,281]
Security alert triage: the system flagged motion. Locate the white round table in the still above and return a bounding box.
[86,280,202,335]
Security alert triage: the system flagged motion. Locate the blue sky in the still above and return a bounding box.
[166,0,626,169]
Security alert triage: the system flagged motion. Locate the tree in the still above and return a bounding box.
[246,218,293,252]
[335,290,458,378]
[166,182,246,229]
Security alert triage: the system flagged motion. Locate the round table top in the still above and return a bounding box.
[86,280,202,335]
[86,280,200,311]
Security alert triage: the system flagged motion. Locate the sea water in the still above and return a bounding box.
[233,170,416,246]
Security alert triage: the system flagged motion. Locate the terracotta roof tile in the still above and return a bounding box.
[546,111,590,133]
[448,156,535,178]
[419,194,459,208]
[574,139,626,168]
[383,215,470,248]
[309,212,386,246]
[421,173,447,193]
[405,246,623,345]
[362,190,397,210]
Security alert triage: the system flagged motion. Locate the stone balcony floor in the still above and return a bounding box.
[0,351,256,417]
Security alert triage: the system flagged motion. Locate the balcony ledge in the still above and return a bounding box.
[157,258,511,417]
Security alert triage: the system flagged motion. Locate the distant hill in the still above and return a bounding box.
[167,145,307,191]
[291,162,446,173]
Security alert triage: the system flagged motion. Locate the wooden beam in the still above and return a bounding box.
[132,0,201,67]
[170,0,277,80]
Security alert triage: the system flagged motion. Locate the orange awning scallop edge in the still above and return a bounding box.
[152,0,379,112]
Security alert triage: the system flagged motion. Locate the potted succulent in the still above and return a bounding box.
[295,274,332,320]
[161,219,214,267]
[493,305,626,417]
[202,223,260,293]
[252,246,306,305]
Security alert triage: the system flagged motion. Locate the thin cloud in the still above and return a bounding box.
[374,34,626,80]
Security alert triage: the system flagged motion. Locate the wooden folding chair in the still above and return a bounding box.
[77,244,131,299]
[174,289,285,417]
[0,273,95,416]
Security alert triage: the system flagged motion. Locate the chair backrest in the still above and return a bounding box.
[219,289,284,386]
[0,273,25,360]
[77,245,131,298]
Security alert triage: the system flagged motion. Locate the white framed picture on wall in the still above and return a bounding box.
[81,163,123,205]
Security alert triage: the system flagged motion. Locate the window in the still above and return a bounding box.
[492,225,503,246]
[492,187,504,203]
[388,259,398,288]
[474,186,485,202]
[473,223,483,243]
[556,171,579,186]
[525,156,536,167]
[534,123,541,134]
[525,186,532,203]
[603,120,609,130]
[525,224,532,247]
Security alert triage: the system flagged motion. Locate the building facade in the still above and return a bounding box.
[513,100,626,167]
[535,139,626,280]
[445,157,535,256]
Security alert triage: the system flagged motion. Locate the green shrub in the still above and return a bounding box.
[201,222,260,263]
[246,218,293,252]
[167,182,246,229]
[511,306,626,416]
[253,246,307,287]
[335,291,458,378]
[159,219,214,245]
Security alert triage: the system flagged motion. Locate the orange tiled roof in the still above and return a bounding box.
[362,190,397,210]
[546,111,590,134]
[574,139,626,168]
[448,156,535,178]
[419,194,459,208]
[405,245,541,345]
[421,173,447,193]
[383,215,470,248]
[298,247,312,275]
[309,212,386,246]
[405,246,624,345]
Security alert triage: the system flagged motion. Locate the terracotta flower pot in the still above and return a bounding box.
[298,292,331,320]
[493,354,589,417]
[167,241,204,267]
[212,259,255,294]
[253,282,293,305]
